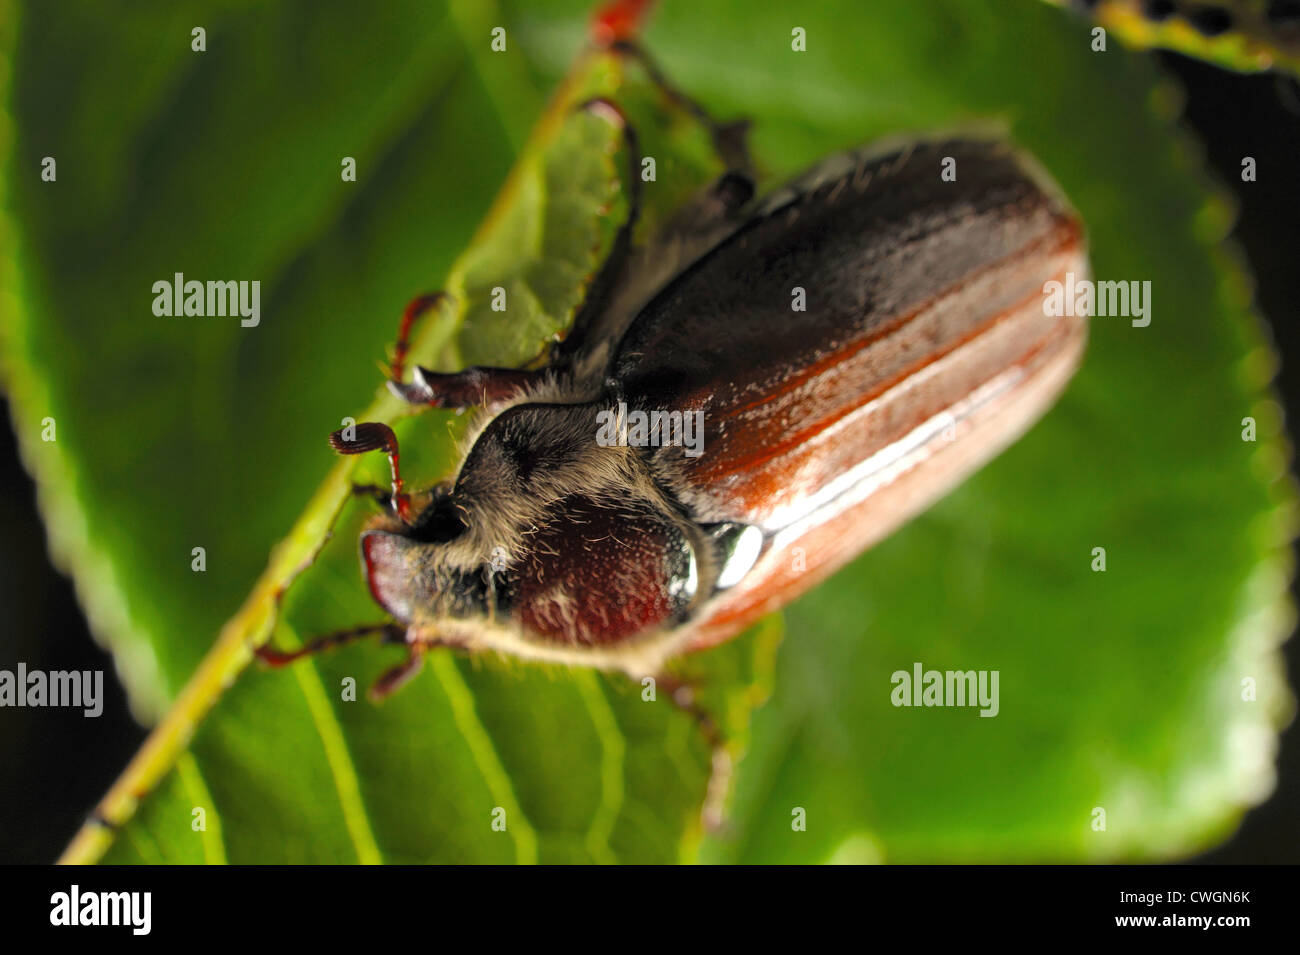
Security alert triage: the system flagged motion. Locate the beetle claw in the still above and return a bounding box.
[387,377,436,405]
[387,366,452,406]
[368,649,426,702]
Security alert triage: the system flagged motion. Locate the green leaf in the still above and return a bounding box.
[1,0,1291,863]
[1043,0,1300,78]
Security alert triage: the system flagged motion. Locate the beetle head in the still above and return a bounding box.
[360,488,491,625]
[356,402,707,657]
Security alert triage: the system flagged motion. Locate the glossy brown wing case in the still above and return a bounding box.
[606,140,1089,650]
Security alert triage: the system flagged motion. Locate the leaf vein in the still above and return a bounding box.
[574,671,624,864]
[175,752,227,865]
[429,653,539,864]
[293,662,383,864]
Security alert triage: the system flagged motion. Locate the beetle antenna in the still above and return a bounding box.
[328,421,414,524]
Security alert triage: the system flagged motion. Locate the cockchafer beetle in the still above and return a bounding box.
[258,40,1090,702]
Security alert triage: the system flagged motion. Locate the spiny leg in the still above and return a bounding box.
[580,95,644,281]
[388,95,647,392]
[605,37,758,255]
[369,646,427,702]
[385,44,753,407]
[349,482,392,510]
[255,622,406,667]
[607,38,755,179]
[545,95,646,371]
[388,364,548,408]
[384,293,552,409]
[389,291,447,387]
[256,620,450,704]
[369,632,466,701]
[657,673,733,833]
[328,421,413,524]
[555,41,755,372]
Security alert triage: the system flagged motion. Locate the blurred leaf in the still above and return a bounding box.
[1046,0,1300,77]
[0,0,1292,863]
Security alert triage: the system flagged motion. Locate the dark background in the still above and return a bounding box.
[1,51,1297,864]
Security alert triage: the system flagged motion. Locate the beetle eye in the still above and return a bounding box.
[409,492,467,543]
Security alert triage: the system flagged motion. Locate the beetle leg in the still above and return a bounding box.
[608,39,755,179]
[327,421,414,524]
[608,38,757,232]
[387,364,548,408]
[388,291,449,387]
[607,38,757,236]
[386,293,552,409]
[541,95,645,375]
[385,97,648,396]
[386,48,753,402]
[368,646,427,701]
[657,674,734,833]
[255,622,406,667]
[349,482,392,510]
[385,97,644,404]
[551,63,755,385]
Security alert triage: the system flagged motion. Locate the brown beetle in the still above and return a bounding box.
[261,48,1089,700]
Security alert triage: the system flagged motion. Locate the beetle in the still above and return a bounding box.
[258,42,1090,701]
